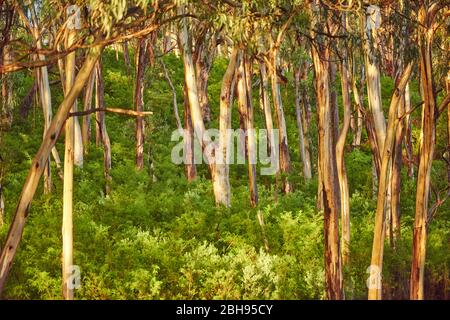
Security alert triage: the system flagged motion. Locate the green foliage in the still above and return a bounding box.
[1,48,449,300]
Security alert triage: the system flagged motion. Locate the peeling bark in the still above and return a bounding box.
[410,3,442,300]
[236,51,258,207]
[361,8,386,157]
[214,47,239,207]
[309,3,343,296]
[368,63,412,300]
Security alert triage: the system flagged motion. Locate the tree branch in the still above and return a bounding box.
[69,107,153,117]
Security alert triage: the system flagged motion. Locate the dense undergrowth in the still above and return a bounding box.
[0,49,448,299]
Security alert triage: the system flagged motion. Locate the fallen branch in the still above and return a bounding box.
[69,107,153,117]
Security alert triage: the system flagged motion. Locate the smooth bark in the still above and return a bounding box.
[0,43,103,296]
[361,8,386,157]
[270,50,292,194]
[214,47,239,207]
[259,60,276,168]
[236,52,258,207]
[310,28,343,298]
[95,62,112,195]
[62,28,77,300]
[82,69,96,153]
[368,63,412,300]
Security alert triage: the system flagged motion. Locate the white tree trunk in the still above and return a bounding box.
[361,9,386,156]
[214,48,239,207]
[62,28,76,300]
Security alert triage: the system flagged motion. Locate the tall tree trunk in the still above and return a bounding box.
[0,5,13,130]
[301,87,313,179]
[300,62,313,179]
[368,63,412,300]
[390,96,404,245]
[95,62,112,195]
[389,0,409,250]
[350,56,363,148]
[329,60,342,217]
[309,5,343,295]
[404,83,414,178]
[365,111,382,178]
[214,47,239,207]
[36,62,53,194]
[0,161,4,227]
[73,96,83,167]
[178,10,221,204]
[0,185,3,227]
[410,3,441,300]
[361,6,386,158]
[236,51,258,207]
[390,10,408,245]
[161,61,182,131]
[329,62,340,148]
[447,71,450,184]
[123,41,131,75]
[295,67,312,181]
[194,35,215,125]
[245,55,258,207]
[337,38,351,267]
[183,83,197,182]
[270,49,292,194]
[134,38,148,170]
[28,6,63,191]
[1,45,13,129]
[81,69,96,154]
[62,28,76,300]
[56,42,66,96]
[259,60,276,168]
[0,43,103,296]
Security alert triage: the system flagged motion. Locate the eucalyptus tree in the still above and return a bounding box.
[62,7,78,299]
[410,0,449,300]
[134,36,150,170]
[94,60,112,196]
[307,0,343,300]
[178,0,259,206]
[336,14,352,267]
[288,34,312,181]
[361,4,385,158]
[15,2,56,193]
[177,3,219,200]
[0,0,177,297]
